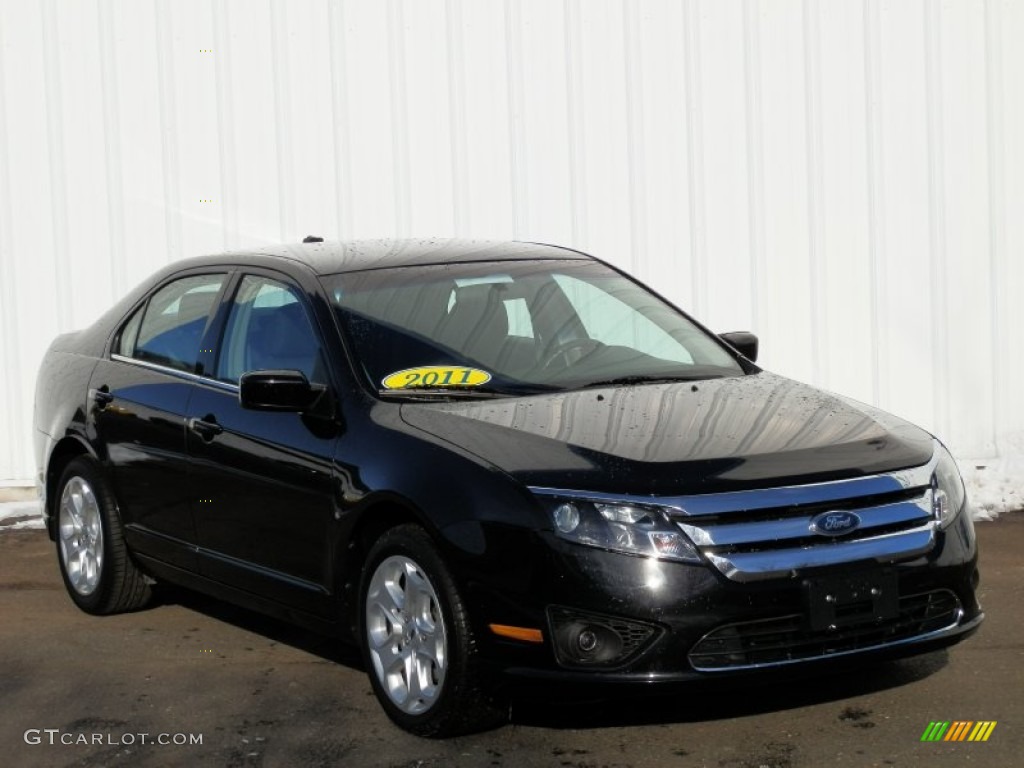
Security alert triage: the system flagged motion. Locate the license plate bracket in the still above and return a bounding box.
[804,569,899,631]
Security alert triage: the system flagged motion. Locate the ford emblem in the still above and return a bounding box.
[809,510,861,537]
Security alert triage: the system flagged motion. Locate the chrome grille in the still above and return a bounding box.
[677,496,936,582]
[530,442,941,582]
[668,451,941,582]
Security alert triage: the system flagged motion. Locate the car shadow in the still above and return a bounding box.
[507,651,950,729]
[150,583,366,672]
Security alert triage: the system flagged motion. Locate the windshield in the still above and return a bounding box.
[325,259,745,396]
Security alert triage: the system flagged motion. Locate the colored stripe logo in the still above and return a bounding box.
[921,721,997,742]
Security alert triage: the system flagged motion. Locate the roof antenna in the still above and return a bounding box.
[303,235,324,243]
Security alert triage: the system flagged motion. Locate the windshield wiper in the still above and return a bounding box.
[578,373,724,389]
[377,385,524,400]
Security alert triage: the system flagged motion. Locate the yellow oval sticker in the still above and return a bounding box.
[382,366,492,390]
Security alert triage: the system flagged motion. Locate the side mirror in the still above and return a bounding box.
[719,331,759,363]
[239,370,322,412]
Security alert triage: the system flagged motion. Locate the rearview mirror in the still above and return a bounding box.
[719,331,759,363]
[239,370,322,412]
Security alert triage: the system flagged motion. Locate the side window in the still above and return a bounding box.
[216,275,326,385]
[134,274,225,372]
[553,274,694,364]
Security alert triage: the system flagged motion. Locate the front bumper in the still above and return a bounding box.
[504,610,983,688]
[470,505,982,687]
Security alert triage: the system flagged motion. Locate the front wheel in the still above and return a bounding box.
[55,457,151,615]
[359,524,506,736]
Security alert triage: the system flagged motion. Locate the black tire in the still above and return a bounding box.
[358,524,507,737]
[54,456,151,615]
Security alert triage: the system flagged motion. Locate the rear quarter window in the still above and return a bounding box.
[114,306,143,357]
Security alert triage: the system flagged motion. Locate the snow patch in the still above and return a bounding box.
[960,456,1024,521]
[0,500,44,531]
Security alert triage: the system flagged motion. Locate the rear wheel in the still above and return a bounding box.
[56,457,151,614]
[359,524,506,736]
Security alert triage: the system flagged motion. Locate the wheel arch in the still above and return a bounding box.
[345,500,509,735]
[44,436,99,540]
[337,497,437,636]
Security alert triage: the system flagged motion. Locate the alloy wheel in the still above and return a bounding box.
[58,476,105,596]
[365,555,448,715]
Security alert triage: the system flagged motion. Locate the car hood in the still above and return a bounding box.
[398,372,935,495]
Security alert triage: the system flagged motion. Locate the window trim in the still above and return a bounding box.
[110,353,239,393]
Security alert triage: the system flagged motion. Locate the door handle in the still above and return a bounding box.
[188,416,223,440]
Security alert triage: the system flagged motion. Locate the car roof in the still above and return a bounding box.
[197,238,592,276]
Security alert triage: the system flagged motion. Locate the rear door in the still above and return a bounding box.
[90,272,228,569]
[186,272,340,616]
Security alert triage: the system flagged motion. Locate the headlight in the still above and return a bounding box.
[932,444,966,529]
[541,496,701,562]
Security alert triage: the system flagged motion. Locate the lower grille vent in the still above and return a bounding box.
[689,589,960,671]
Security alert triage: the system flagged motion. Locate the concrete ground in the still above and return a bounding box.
[0,516,1020,768]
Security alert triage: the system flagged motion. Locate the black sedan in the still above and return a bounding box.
[33,239,982,736]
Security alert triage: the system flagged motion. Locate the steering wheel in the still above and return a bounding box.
[540,338,603,371]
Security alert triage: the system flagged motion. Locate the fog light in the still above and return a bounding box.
[547,606,660,669]
[553,502,580,533]
[577,629,598,653]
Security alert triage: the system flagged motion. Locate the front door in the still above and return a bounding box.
[187,273,339,616]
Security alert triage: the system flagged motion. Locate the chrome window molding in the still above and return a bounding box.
[110,353,240,394]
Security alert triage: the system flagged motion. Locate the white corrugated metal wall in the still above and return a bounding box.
[0,0,1022,482]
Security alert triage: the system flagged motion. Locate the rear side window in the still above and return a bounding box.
[132,274,225,372]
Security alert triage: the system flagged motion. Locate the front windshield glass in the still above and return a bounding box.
[325,259,745,396]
